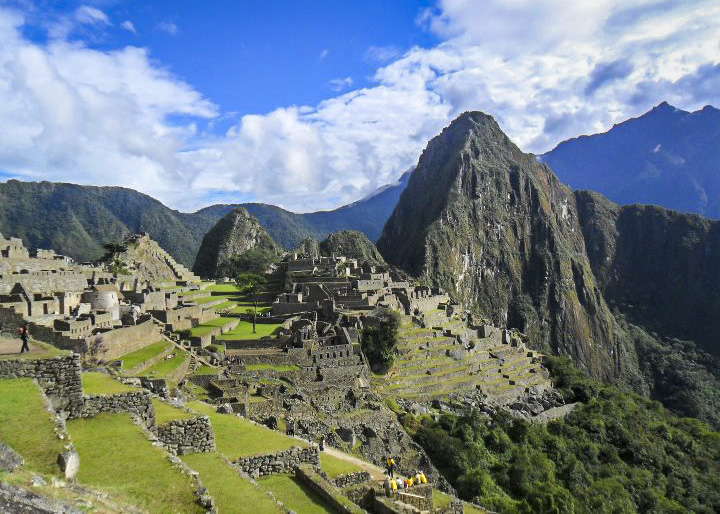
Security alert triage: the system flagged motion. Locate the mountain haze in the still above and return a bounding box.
[0,172,411,268]
[543,102,720,218]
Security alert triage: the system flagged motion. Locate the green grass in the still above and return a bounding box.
[0,378,65,475]
[212,301,238,311]
[194,295,229,305]
[193,364,219,375]
[67,412,202,513]
[152,398,194,424]
[231,304,272,315]
[118,341,171,371]
[82,372,138,394]
[0,339,69,359]
[139,350,188,379]
[245,363,300,372]
[216,321,283,340]
[258,474,333,514]
[181,453,283,513]
[206,284,243,293]
[319,453,363,478]
[433,489,455,509]
[187,401,306,458]
[189,317,236,337]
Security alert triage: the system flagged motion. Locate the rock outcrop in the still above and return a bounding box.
[319,231,386,266]
[378,112,636,381]
[192,207,281,278]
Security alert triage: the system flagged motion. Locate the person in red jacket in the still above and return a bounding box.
[18,323,30,353]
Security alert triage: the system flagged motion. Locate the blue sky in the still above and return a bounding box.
[0,0,718,212]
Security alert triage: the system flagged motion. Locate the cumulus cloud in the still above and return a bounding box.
[74,6,110,26]
[0,1,719,213]
[329,77,353,91]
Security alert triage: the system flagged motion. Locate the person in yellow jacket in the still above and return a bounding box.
[386,457,396,478]
[391,478,398,493]
[419,471,428,484]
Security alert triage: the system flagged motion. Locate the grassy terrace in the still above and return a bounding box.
[82,372,138,395]
[0,378,65,475]
[194,295,227,304]
[139,349,188,379]
[245,363,300,372]
[211,300,238,311]
[68,412,201,513]
[181,453,283,514]
[188,401,306,458]
[319,453,363,478]
[189,317,236,337]
[118,340,171,371]
[193,364,219,375]
[152,398,194,424]
[231,302,272,315]
[216,320,283,340]
[258,474,332,514]
[205,284,243,293]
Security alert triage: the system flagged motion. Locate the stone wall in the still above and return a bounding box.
[234,446,319,478]
[294,465,366,514]
[335,471,371,488]
[98,320,163,361]
[0,354,83,410]
[155,416,215,455]
[0,271,89,295]
[71,391,155,427]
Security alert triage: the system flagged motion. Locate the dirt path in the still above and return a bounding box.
[0,338,51,358]
[322,446,389,481]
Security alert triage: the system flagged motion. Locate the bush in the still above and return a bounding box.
[361,309,400,371]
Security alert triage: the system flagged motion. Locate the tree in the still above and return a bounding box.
[234,273,266,334]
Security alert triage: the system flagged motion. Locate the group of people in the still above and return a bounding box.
[384,470,428,496]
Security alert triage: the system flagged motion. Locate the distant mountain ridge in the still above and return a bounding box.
[542,102,720,218]
[0,171,411,268]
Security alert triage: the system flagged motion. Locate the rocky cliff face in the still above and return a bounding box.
[319,231,386,266]
[192,208,281,278]
[575,190,720,356]
[378,112,634,381]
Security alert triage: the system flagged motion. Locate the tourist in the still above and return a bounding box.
[18,323,30,353]
[319,436,325,451]
[386,456,396,478]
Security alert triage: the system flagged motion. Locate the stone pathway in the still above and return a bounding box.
[0,337,50,358]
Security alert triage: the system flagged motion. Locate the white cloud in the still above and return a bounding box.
[0,1,719,213]
[318,49,329,62]
[75,6,110,26]
[157,21,178,35]
[121,20,136,34]
[329,77,353,91]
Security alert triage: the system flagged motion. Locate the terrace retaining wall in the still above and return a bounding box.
[155,415,215,455]
[234,446,318,477]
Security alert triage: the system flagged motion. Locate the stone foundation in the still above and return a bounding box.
[155,416,215,455]
[234,446,318,477]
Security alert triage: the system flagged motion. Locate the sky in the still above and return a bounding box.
[0,0,718,213]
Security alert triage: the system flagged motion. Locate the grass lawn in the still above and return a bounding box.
[245,363,300,372]
[152,398,194,424]
[194,295,227,304]
[258,474,333,514]
[433,489,455,509]
[82,372,138,395]
[206,284,243,293]
[193,364,219,375]
[139,350,188,379]
[212,301,238,311]
[216,321,283,340]
[187,401,306,458]
[67,412,202,513]
[118,341,171,371]
[231,304,272,315]
[319,453,363,478]
[181,453,283,514]
[0,378,65,475]
[189,317,236,337]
